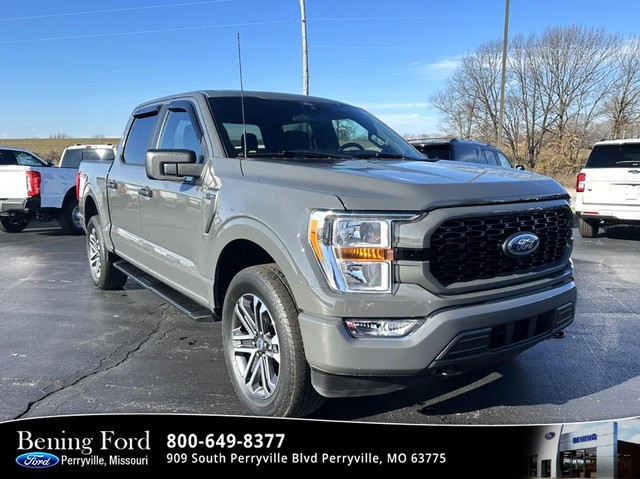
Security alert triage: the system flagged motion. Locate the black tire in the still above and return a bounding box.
[578,217,599,238]
[59,197,84,235]
[222,264,324,417]
[86,215,128,290]
[0,217,30,233]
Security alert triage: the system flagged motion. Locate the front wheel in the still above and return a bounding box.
[222,264,324,417]
[86,216,127,290]
[0,217,29,233]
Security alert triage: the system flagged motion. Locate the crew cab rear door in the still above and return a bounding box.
[108,106,160,261]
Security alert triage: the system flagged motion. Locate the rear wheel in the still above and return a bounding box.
[0,217,29,233]
[222,264,324,417]
[578,217,600,238]
[86,215,127,290]
[59,198,84,235]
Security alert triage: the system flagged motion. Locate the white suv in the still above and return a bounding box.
[575,139,640,237]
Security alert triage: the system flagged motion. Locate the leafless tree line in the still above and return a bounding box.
[431,25,640,174]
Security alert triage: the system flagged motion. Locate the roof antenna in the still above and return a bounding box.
[237,32,247,158]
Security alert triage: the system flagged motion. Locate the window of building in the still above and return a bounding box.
[529,455,538,477]
[561,448,597,478]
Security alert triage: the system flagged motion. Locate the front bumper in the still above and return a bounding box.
[299,280,576,398]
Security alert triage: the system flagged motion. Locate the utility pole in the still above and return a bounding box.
[300,0,309,95]
[497,0,510,149]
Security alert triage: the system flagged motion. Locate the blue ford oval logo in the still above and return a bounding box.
[545,432,556,440]
[16,452,60,469]
[503,232,540,258]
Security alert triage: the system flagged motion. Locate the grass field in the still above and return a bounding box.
[1,138,120,165]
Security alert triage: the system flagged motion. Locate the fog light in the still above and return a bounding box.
[345,319,424,338]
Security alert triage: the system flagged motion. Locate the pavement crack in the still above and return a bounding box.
[12,303,172,420]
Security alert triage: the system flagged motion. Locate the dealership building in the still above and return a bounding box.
[528,421,640,478]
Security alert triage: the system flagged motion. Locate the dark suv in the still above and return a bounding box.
[409,138,524,170]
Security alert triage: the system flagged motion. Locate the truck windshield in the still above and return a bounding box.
[208,96,424,161]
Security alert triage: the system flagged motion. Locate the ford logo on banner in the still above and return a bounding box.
[502,232,540,258]
[16,452,60,469]
[545,432,556,440]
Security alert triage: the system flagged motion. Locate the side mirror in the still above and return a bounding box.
[515,164,526,171]
[46,160,54,167]
[145,149,204,181]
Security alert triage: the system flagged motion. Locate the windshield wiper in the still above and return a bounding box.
[349,151,415,160]
[244,150,352,159]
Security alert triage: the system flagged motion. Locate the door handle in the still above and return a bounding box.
[106,179,117,189]
[137,187,153,198]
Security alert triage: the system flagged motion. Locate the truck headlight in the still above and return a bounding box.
[309,211,400,293]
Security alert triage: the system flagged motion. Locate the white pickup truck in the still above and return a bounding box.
[0,144,113,234]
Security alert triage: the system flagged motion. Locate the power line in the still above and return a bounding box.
[0,0,229,22]
[0,20,295,45]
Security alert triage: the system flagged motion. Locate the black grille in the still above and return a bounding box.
[429,207,572,285]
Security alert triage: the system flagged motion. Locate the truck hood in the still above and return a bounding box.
[239,158,569,211]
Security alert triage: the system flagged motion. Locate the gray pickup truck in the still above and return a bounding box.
[78,90,576,417]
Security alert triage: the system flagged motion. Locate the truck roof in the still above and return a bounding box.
[134,90,348,109]
[593,138,640,146]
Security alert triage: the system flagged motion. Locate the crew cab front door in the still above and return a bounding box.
[138,101,211,303]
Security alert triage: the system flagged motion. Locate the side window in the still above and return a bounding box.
[159,109,203,160]
[16,152,45,166]
[123,114,157,165]
[482,149,499,166]
[0,150,18,165]
[457,146,485,164]
[496,151,513,168]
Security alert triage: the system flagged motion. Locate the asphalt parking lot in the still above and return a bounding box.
[1,219,639,425]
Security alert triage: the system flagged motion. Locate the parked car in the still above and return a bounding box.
[575,139,640,237]
[78,90,575,417]
[0,145,82,233]
[409,138,525,169]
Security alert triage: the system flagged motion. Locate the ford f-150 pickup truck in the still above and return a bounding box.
[78,90,577,417]
[0,145,81,233]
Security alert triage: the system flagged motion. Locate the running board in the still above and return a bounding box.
[114,260,215,322]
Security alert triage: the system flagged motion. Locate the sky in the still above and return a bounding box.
[1,0,639,139]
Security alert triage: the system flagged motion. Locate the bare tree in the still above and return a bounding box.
[431,25,626,174]
[537,26,617,171]
[431,41,505,143]
[431,81,476,138]
[604,36,640,139]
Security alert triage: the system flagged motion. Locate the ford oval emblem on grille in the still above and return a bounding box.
[502,232,540,258]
